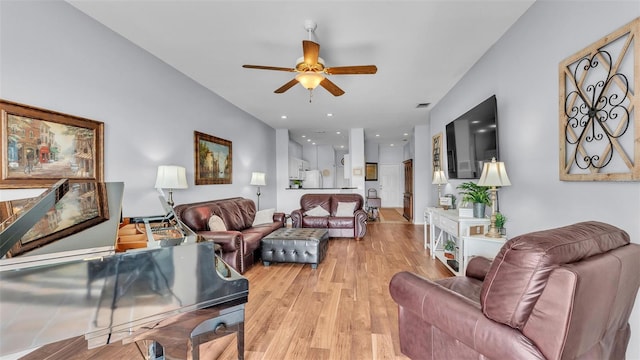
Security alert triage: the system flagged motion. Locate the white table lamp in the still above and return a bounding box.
[477,157,511,238]
[155,165,188,207]
[250,172,266,210]
[432,169,448,200]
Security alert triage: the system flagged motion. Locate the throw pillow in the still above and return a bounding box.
[335,202,357,217]
[208,215,227,231]
[305,205,330,217]
[252,208,276,226]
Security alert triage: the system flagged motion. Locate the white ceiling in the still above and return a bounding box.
[67,0,534,150]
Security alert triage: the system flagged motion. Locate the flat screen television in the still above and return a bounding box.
[445,95,498,179]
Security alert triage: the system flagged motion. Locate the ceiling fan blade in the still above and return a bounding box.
[325,65,378,75]
[243,64,295,72]
[303,40,320,65]
[319,78,345,96]
[274,78,299,93]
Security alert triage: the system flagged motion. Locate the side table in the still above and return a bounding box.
[462,234,507,273]
[425,207,490,276]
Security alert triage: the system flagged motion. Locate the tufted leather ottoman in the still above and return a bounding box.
[261,228,329,269]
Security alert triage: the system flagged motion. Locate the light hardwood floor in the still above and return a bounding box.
[21,219,452,360]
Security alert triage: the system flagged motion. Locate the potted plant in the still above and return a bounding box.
[444,239,456,259]
[494,212,507,235]
[456,181,490,218]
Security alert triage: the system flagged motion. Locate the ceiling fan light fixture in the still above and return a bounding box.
[296,71,324,90]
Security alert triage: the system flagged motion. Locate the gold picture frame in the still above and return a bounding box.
[365,162,378,181]
[194,131,232,185]
[1,100,104,188]
[1,182,109,258]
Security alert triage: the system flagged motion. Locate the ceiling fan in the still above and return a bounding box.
[242,20,377,99]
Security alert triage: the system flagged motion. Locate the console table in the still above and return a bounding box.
[424,207,494,276]
[462,234,507,271]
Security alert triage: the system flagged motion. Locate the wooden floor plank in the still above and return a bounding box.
[17,217,451,359]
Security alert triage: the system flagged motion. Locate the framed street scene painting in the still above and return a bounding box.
[194,131,232,185]
[0,182,109,257]
[0,100,104,188]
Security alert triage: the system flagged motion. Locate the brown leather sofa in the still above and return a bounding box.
[290,193,367,239]
[174,197,284,274]
[389,221,640,360]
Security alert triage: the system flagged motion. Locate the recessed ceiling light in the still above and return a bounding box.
[336,131,341,135]
[312,142,316,145]
[376,134,380,137]
[340,145,344,148]
[327,113,333,117]
[307,139,311,142]
[390,144,395,147]
[403,133,409,136]
[281,115,287,119]
[301,135,306,138]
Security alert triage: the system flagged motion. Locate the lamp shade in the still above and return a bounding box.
[432,170,448,185]
[477,158,511,187]
[250,172,266,186]
[155,165,188,189]
[295,71,324,90]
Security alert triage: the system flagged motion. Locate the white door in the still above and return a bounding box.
[379,164,402,207]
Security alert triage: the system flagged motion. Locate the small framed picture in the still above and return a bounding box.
[365,162,377,181]
[439,197,452,207]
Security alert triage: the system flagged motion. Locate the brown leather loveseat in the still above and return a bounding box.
[174,197,284,274]
[389,221,640,359]
[290,193,367,239]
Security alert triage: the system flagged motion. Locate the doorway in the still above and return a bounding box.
[403,159,413,221]
[378,164,402,208]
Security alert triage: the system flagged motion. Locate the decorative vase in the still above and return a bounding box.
[473,203,486,218]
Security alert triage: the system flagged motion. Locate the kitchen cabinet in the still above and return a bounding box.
[288,157,309,179]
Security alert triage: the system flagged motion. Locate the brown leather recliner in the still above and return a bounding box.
[174,197,284,274]
[389,221,640,360]
[290,193,367,239]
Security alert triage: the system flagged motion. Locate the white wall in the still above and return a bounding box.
[302,144,335,187]
[414,124,431,223]
[288,139,303,159]
[0,0,278,216]
[335,149,348,188]
[429,2,640,357]
[316,145,335,188]
[349,128,366,199]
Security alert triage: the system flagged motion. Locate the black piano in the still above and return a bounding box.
[0,181,248,359]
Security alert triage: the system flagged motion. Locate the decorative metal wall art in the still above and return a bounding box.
[559,17,639,181]
[432,132,443,173]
